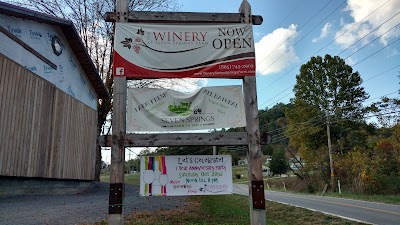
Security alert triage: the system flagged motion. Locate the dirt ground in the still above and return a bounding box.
[0,182,187,225]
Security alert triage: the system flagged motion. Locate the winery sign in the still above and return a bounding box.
[113,23,255,78]
[126,86,246,132]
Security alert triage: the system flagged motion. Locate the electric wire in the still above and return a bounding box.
[258,0,391,92]
[339,11,400,56]
[270,110,400,144]
[256,0,393,96]
[260,0,347,75]
[256,0,335,69]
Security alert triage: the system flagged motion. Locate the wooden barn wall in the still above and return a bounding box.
[0,54,97,180]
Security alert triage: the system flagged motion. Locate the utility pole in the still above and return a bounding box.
[213,146,217,155]
[127,148,133,161]
[326,112,335,192]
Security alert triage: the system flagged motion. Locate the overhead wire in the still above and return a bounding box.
[256,0,335,69]
[274,0,305,29]
[352,37,400,67]
[256,0,394,100]
[270,110,400,144]
[257,0,391,93]
[339,11,400,56]
[265,90,400,141]
[260,0,347,75]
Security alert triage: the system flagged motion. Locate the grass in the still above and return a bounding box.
[95,194,367,225]
[232,165,250,183]
[100,173,140,185]
[323,191,400,205]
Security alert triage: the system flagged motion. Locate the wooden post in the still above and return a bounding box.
[109,0,128,224]
[240,1,267,224]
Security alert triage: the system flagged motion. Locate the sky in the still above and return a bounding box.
[103,0,400,164]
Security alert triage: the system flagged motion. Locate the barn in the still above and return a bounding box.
[0,2,110,194]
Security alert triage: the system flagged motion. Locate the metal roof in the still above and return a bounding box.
[0,2,110,99]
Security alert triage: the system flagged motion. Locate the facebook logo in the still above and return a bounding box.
[116,67,124,76]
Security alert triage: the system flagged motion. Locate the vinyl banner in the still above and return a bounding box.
[126,86,246,132]
[140,155,232,196]
[114,23,255,78]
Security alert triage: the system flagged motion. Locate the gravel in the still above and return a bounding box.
[0,182,188,225]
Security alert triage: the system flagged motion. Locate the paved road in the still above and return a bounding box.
[233,184,400,225]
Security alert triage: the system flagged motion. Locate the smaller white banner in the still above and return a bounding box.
[127,86,246,132]
[140,155,232,196]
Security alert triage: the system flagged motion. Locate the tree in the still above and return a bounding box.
[12,0,203,180]
[269,149,289,176]
[287,54,369,188]
[368,97,400,128]
[293,54,368,118]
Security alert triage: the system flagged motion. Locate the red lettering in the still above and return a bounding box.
[153,32,165,41]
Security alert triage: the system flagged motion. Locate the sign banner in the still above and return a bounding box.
[114,23,255,78]
[126,86,246,132]
[140,155,232,196]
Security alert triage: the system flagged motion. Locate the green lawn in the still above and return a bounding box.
[323,192,400,205]
[232,165,249,183]
[100,173,140,185]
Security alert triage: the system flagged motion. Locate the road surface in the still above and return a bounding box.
[233,184,400,225]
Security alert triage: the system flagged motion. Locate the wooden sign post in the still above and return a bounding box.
[109,0,128,224]
[241,1,267,224]
[106,0,265,224]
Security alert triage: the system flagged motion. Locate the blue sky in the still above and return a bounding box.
[177,0,400,110]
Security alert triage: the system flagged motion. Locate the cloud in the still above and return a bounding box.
[313,22,332,43]
[255,24,299,75]
[335,0,400,48]
[387,48,400,58]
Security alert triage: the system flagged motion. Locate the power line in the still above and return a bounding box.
[262,90,399,138]
[364,64,400,82]
[339,11,400,56]
[270,110,400,144]
[344,21,400,60]
[330,110,400,124]
[270,120,326,144]
[260,0,347,75]
[260,64,399,112]
[259,84,294,108]
[260,0,390,92]
[274,0,305,29]
[256,0,393,95]
[256,0,335,69]
[353,37,400,67]
[262,114,325,132]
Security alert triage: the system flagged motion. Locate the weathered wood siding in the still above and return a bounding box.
[0,54,97,180]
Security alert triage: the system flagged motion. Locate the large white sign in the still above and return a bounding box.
[114,23,255,78]
[140,155,232,196]
[126,86,246,132]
